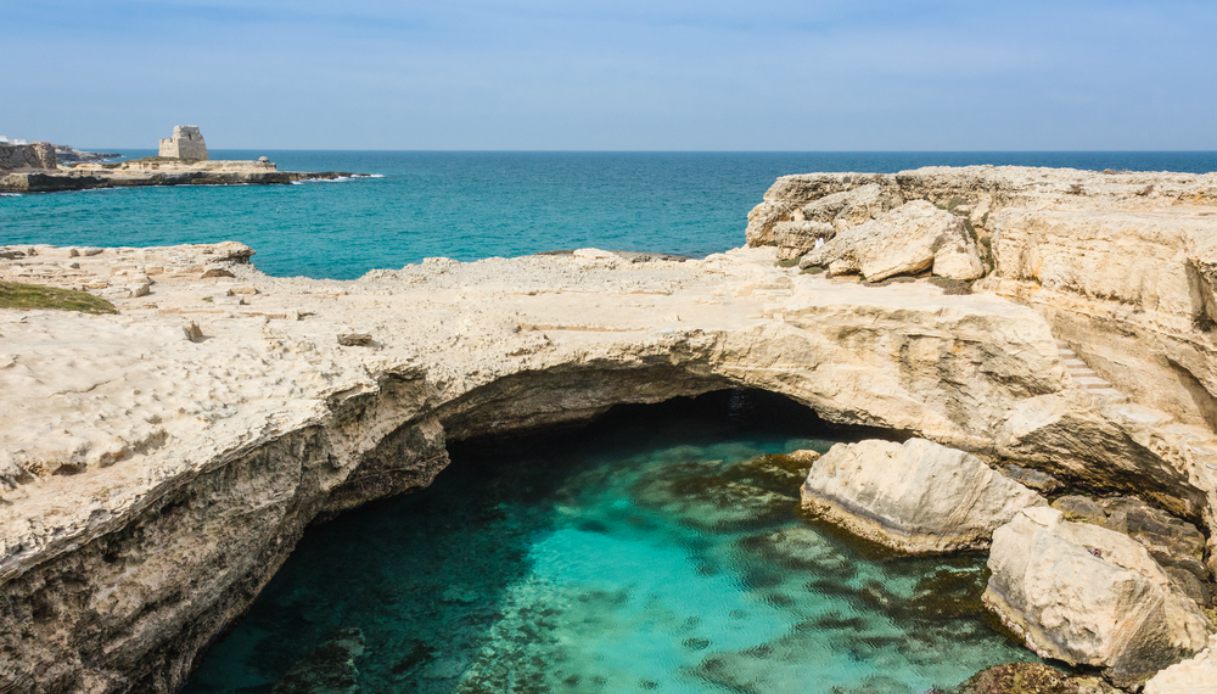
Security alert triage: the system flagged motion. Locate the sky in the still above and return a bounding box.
[4,0,1216,150]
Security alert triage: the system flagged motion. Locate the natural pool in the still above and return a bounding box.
[185,392,1036,693]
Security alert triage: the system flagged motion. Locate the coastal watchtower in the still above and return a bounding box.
[158,125,208,161]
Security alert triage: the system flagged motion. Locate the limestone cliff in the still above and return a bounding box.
[749,166,1217,451]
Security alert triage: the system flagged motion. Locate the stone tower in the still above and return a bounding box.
[158,125,208,161]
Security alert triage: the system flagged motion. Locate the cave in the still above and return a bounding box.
[182,390,1035,692]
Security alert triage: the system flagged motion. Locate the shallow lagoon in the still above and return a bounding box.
[186,393,1035,693]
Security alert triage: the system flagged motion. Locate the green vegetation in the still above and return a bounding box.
[0,281,117,314]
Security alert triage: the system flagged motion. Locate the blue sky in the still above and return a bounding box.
[5,0,1216,150]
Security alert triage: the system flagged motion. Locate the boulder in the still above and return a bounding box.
[984,506,1210,687]
[800,438,1043,553]
[1143,633,1217,694]
[772,220,834,261]
[798,200,984,282]
[1052,494,1211,606]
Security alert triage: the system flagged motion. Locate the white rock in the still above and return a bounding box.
[798,201,984,282]
[984,506,1210,687]
[800,438,1043,553]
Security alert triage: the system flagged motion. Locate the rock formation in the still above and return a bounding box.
[984,507,1210,687]
[800,438,1044,553]
[157,125,208,161]
[0,141,57,171]
[0,126,360,192]
[748,166,1217,436]
[1053,494,1213,606]
[0,157,359,193]
[1,166,1217,690]
[797,200,985,281]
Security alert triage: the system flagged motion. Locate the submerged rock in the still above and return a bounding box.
[272,627,366,694]
[800,438,1044,553]
[984,507,1210,687]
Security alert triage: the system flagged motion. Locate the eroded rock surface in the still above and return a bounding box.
[748,166,1217,438]
[985,506,1210,687]
[801,438,1043,553]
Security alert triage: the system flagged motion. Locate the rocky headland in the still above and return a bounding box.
[0,126,362,193]
[2,165,1217,690]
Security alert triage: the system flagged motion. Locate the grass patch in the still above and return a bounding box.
[0,281,117,314]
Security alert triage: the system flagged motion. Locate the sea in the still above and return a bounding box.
[2,150,1216,279]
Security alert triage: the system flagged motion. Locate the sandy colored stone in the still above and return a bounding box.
[798,201,984,281]
[984,506,1210,687]
[801,438,1043,553]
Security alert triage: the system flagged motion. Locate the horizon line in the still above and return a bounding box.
[80,147,1217,154]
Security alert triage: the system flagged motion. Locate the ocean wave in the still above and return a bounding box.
[295,173,384,184]
[0,193,22,197]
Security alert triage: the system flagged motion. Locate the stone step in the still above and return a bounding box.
[1062,358,1089,369]
[1111,403,1173,426]
[1089,388,1129,402]
[1073,375,1112,388]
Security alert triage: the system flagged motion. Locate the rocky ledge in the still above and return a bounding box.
[1,166,1217,691]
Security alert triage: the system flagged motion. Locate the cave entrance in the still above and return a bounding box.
[184,390,1036,692]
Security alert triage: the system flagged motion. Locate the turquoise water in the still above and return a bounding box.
[185,393,1035,693]
[3,151,1216,279]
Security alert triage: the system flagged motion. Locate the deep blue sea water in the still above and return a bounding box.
[185,393,1036,693]
[2,150,1215,279]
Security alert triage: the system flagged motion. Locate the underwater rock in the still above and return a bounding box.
[272,627,365,694]
[632,458,796,531]
[801,438,1044,553]
[984,507,1210,687]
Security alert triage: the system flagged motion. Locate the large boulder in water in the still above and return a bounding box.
[798,200,985,281]
[984,506,1211,688]
[800,438,1043,553]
